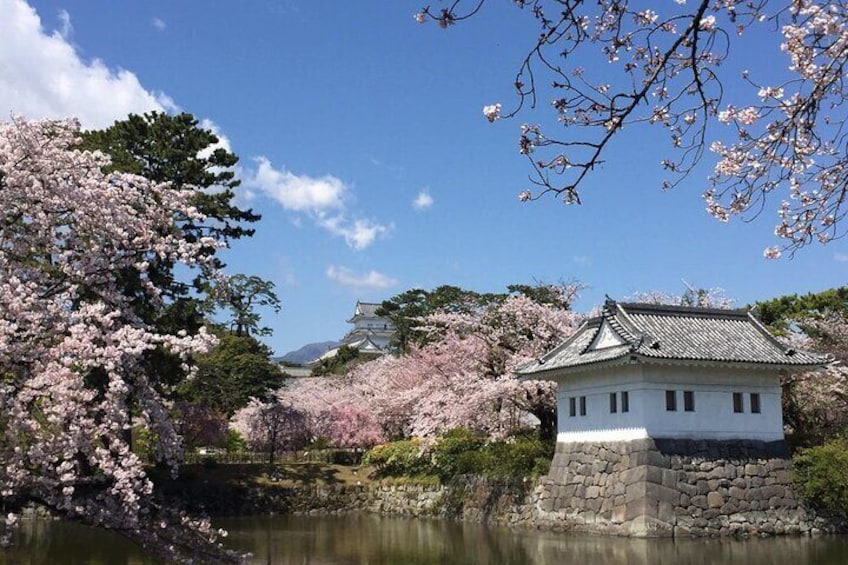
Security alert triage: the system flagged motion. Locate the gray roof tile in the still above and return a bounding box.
[517,300,829,376]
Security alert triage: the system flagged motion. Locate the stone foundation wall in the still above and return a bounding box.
[159,478,534,524]
[539,438,835,537]
[158,439,840,538]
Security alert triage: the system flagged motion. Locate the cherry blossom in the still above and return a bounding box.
[483,103,502,122]
[782,314,847,443]
[628,282,735,309]
[230,398,310,462]
[417,0,848,255]
[321,404,386,449]
[275,284,583,443]
[0,118,237,562]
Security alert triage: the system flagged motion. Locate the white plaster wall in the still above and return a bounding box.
[555,363,784,443]
[556,364,648,443]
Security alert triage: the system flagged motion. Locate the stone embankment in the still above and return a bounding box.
[537,439,837,537]
[160,439,842,538]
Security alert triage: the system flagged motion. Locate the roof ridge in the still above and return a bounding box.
[618,301,748,319]
[516,319,595,373]
[745,310,830,363]
[610,302,644,343]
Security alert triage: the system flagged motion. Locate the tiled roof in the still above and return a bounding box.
[355,302,381,317]
[347,301,386,323]
[517,300,829,376]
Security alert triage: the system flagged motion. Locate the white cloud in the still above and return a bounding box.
[0,0,173,129]
[318,216,391,250]
[326,266,398,291]
[247,156,391,250]
[57,9,72,39]
[249,156,346,213]
[413,190,434,210]
[152,17,166,31]
[835,253,848,262]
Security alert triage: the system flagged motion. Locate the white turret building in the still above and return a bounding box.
[341,301,394,353]
[311,301,395,364]
[517,300,828,444]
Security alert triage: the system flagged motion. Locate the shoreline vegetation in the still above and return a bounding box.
[141,433,848,540]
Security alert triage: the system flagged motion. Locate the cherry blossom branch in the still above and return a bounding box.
[419,0,848,256]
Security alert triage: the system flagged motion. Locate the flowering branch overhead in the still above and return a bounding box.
[0,118,239,562]
[418,0,848,256]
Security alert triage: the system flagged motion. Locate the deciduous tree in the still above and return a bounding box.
[280,283,583,442]
[0,117,236,562]
[782,314,848,446]
[81,112,264,392]
[418,0,848,256]
[230,399,310,463]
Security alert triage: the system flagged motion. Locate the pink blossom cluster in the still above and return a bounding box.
[781,315,848,441]
[272,285,583,443]
[231,383,386,451]
[707,0,848,255]
[421,0,848,255]
[0,118,231,560]
[229,398,310,456]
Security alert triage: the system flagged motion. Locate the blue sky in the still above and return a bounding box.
[3,0,845,355]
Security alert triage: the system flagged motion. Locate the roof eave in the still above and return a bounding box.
[516,354,634,380]
[516,353,827,380]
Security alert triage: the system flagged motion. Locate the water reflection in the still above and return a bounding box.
[2,515,847,564]
[2,518,153,565]
[221,515,848,565]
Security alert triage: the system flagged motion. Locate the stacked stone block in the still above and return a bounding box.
[538,438,830,537]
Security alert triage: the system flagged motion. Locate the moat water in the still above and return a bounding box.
[2,515,847,564]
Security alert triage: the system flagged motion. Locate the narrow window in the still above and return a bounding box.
[610,392,617,413]
[750,393,761,414]
[666,390,677,411]
[579,396,587,416]
[733,392,744,413]
[621,391,629,413]
[684,390,695,412]
[569,397,576,418]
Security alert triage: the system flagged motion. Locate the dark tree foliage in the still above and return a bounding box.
[224,274,281,337]
[81,112,269,392]
[180,330,284,416]
[311,345,364,376]
[754,287,848,333]
[506,283,575,308]
[751,287,848,448]
[80,111,260,303]
[378,282,576,352]
[378,285,502,352]
[81,112,258,247]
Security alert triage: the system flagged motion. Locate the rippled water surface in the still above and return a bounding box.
[2,515,848,564]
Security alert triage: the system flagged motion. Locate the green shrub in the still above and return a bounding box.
[793,438,848,518]
[454,450,493,476]
[363,439,429,477]
[200,456,218,468]
[365,429,555,481]
[331,449,360,465]
[307,436,331,451]
[433,428,554,481]
[225,430,246,453]
[479,432,553,478]
[431,428,485,481]
[133,426,155,463]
